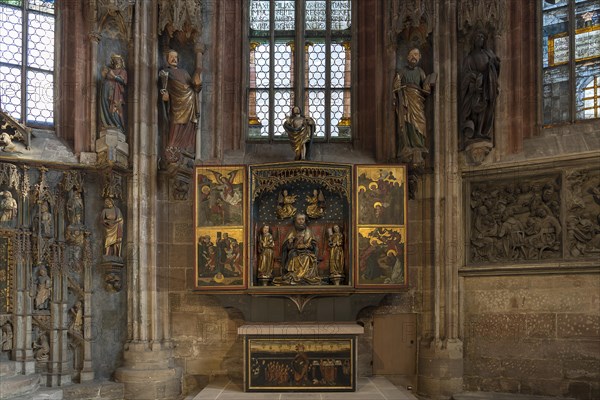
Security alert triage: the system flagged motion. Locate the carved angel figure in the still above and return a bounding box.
[276,190,297,219]
[305,189,325,219]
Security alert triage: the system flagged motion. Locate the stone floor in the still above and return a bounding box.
[188,376,418,400]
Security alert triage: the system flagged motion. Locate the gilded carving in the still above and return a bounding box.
[283,106,316,161]
[305,189,325,219]
[276,190,298,220]
[469,176,562,264]
[101,198,124,258]
[0,235,12,314]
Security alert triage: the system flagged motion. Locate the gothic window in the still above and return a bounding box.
[248,0,352,141]
[0,0,55,127]
[542,0,600,125]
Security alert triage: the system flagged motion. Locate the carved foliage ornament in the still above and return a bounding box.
[97,0,135,39]
[458,0,507,35]
[158,0,203,39]
[390,0,433,38]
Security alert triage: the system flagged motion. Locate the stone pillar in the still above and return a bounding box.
[417,0,464,398]
[114,1,181,399]
[13,231,35,375]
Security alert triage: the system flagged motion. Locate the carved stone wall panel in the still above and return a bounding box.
[565,168,600,258]
[467,174,562,265]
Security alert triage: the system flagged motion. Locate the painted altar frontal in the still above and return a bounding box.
[194,161,408,293]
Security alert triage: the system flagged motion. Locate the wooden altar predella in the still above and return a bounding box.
[194,162,408,293]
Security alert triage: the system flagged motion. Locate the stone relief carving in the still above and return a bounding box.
[566,169,600,258]
[0,163,20,192]
[0,320,13,354]
[469,176,562,264]
[102,169,124,200]
[33,332,50,361]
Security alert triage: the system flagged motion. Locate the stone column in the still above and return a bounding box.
[114,1,181,399]
[13,231,35,375]
[417,0,464,398]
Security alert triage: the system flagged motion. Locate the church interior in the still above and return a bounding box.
[0,0,599,399]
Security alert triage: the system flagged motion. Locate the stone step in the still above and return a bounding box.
[9,388,63,400]
[61,380,124,400]
[0,373,40,399]
[453,392,576,400]
[0,360,17,377]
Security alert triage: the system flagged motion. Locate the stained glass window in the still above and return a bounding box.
[248,0,352,140]
[542,0,600,125]
[0,0,55,126]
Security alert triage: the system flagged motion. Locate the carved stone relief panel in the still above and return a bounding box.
[565,168,600,258]
[467,174,562,264]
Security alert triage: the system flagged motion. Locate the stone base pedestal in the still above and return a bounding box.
[417,338,463,400]
[96,128,129,167]
[114,342,182,400]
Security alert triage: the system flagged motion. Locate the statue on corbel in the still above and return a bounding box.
[100,169,125,291]
[97,54,129,168]
[459,30,500,165]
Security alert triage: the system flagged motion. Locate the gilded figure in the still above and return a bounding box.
[101,198,124,257]
[276,190,297,219]
[257,225,274,278]
[328,225,344,276]
[283,106,316,160]
[276,213,322,285]
[305,189,325,219]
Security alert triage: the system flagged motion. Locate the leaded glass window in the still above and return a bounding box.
[248,0,352,141]
[542,0,600,125]
[0,0,55,126]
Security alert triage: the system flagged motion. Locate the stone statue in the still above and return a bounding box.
[101,198,124,258]
[393,48,435,166]
[327,225,344,277]
[159,49,202,159]
[69,301,83,333]
[460,31,500,147]
[305,189,325,219]
[100,54,128,131]
[33,333,50,361]
[66,190,83,227]
[257,225,274,279]
[276,190,297,219]
[1,322,13,352]
[283,106,316,160]
[0,190,17,226]
[35,201,54,238]
[34,265,51,311]
[276,213,322,285]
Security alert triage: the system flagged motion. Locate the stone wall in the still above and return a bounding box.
[462,274,600,400]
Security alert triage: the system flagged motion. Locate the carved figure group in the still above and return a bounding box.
[283,106,316,161]
[101,198,123,258]
[159,49,202,159]
[470,181,563,263]
[100,54,128,132]
[460,31,500,144]
[393,48,435,165]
